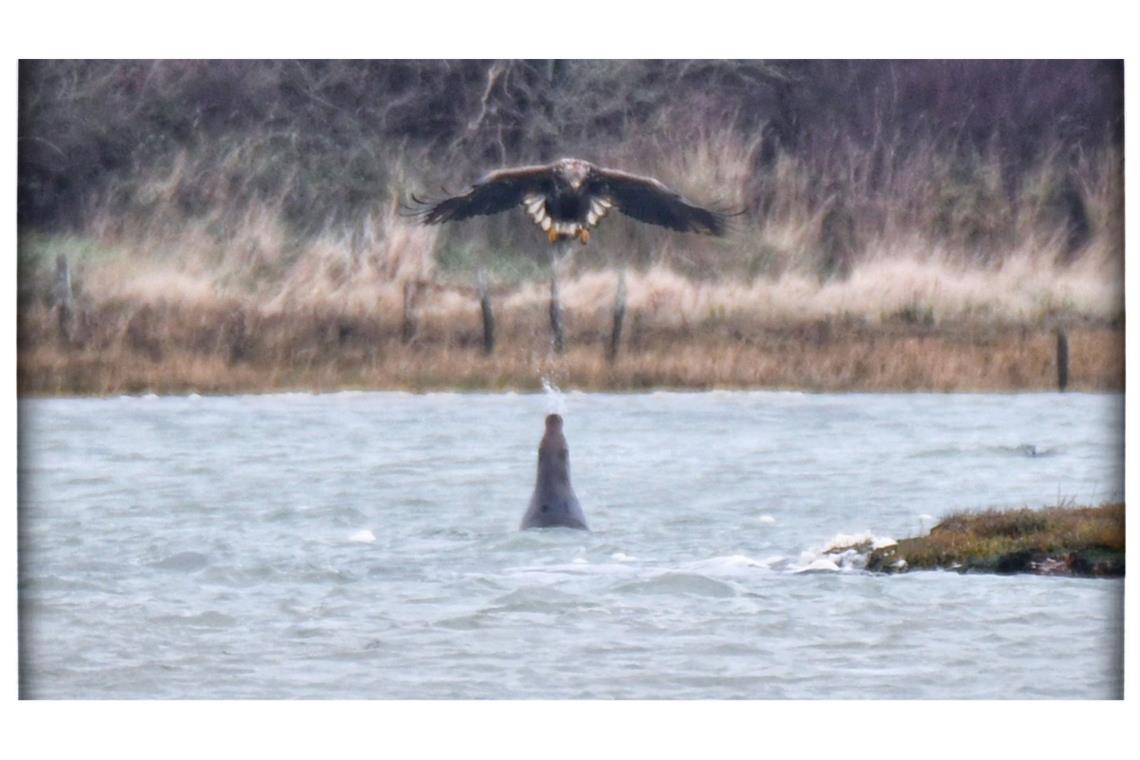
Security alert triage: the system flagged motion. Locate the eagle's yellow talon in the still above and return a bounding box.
[578,228,590,245]
[547,227,559,243]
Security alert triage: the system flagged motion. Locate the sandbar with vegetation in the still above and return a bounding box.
[861,503,1124,577]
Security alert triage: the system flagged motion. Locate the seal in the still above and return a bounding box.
[519,414,589,530]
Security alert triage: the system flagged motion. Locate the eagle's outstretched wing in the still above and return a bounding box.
[587,166,731,236]
[410,164,554,224]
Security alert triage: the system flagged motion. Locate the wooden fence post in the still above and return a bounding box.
[477,269,495,355]
[401,280,416,344]
[608,270,627,362]
[1056,326,1069,392]
[53,254,74,344]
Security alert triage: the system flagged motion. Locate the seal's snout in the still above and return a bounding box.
[545,413,563,432]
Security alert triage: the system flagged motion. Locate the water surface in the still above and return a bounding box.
[19,391,1124,698]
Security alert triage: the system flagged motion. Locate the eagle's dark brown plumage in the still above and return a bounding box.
[410,158,730,245]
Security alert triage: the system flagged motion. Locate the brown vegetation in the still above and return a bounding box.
[17,283,1123,395]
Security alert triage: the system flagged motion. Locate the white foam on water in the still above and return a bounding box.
[611,552,637,562]
[821,530,897,552]
[789,530,899,573]
[681,554,777,576]
[793,557,842,574]
[348,530,376,544]
[757,515,777,525]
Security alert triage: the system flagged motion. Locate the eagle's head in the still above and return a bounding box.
[554,158,591,190]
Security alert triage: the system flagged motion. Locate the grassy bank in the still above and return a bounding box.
[17,229,1124,396]
[865,503,1125,577]
[18,303,1123,396]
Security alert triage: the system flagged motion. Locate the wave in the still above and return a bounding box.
[146,551,210,572]
[615,572,738,598]
[910,442,1057,459]
[148,610,236,628]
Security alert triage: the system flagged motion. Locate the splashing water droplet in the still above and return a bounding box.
[541,376,565,415]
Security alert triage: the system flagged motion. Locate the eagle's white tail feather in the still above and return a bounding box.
[587,198,613,227]
[523,195,545,215]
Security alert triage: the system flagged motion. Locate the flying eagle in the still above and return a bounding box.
[410,157,731,245]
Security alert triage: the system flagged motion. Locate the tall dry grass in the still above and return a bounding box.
[24,123,1124,309]
[17,306,1124,396]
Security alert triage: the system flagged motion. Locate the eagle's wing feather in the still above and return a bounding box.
[589,167,730,236]
[412,164,554,224]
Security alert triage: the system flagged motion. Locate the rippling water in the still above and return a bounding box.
[18,391,1124,698]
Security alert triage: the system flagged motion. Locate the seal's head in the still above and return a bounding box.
[544,413,563,433]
